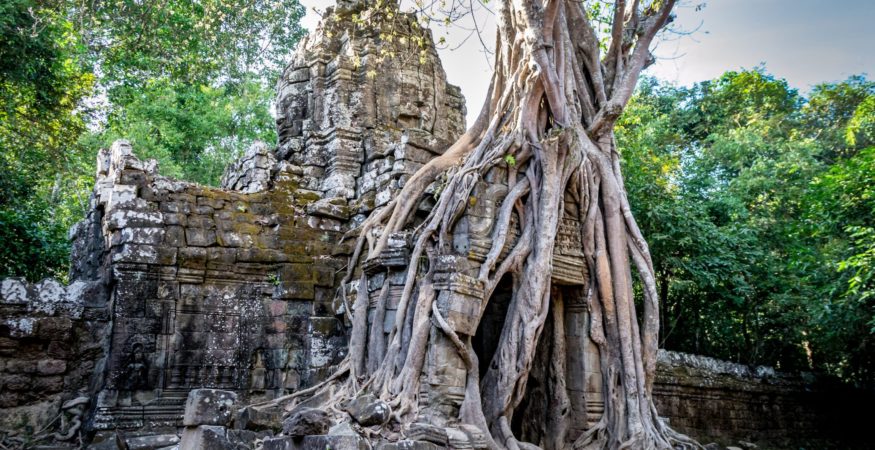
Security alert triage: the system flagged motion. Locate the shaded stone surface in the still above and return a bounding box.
[345,394,390,426]
[182,389,238,427]
[282,408,333,437]
[652,351,873,449]
[263,435,369,450]
[179,425,232,450]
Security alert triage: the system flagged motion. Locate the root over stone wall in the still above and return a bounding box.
[0,3,871,449]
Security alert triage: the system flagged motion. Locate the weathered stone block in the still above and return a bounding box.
[236,248,287,263]
[435,289,481,336]
[5,360,36,373]
[178,247,207,269]
[186,215,216,230]
[274,282,315,300]
[217,230,254,247]
[179,425,232,450]
[185,228,217,247]
[124,434,180,450]
[3,374,32,391]
[407,423,448,446]
[1,278,27,304]
[162,212,187,226]
[106,210,163,230]
[36,359,67,375]
[306,198,351,220]
[235,405,283,431]
[164,226,185,246]
[282,408,333,437]
[36,317,73,340]
[112,243,160,265]
[345,394,390,426]
[116,227,165,246]
[182,389,238,427]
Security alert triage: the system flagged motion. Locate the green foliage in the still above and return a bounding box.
[846,96,875,149]
[619,71,875,384]
[1,0,95,281]
[0,0,306,280]
[85,77,276,185]
[802,75,875,159]
[77,0,307,186]
[74,0,306,85]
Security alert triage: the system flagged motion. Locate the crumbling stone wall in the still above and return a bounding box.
[0,278,105,435]
[0,193,111,441]
[653,351,872,449]
[87,140,355,431]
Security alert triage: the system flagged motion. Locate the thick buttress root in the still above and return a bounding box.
[259,1,704,449]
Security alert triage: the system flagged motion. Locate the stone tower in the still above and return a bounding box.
[272,2,466,221]
[0,1,465,443]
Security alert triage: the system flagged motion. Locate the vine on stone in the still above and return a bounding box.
[254,1,701,449]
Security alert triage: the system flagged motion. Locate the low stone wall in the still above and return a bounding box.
[653,350,873,449]
[0,278,107,435]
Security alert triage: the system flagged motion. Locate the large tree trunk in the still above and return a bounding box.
[260,1,700,448]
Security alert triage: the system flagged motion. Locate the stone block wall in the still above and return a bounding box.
[0,278,107,434]
[653,351,873,449]
[88,141,352,430]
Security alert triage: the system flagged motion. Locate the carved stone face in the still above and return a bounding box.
[276,90,308,145]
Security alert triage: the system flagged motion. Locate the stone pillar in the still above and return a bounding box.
[416,256,482,426]
[565,294,604,437]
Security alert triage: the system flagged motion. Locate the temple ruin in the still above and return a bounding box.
[0,2,870,449]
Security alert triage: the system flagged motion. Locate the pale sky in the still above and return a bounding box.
[298,0,875,126]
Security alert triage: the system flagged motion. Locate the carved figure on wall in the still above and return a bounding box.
[123,344,149,391]
[250,349,267,392]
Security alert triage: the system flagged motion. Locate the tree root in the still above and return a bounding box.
[251,1,701,449]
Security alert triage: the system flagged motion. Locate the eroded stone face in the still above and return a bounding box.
[274,6,466,217]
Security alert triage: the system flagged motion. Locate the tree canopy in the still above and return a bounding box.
[0,0,306,280]
[617,70,875,384]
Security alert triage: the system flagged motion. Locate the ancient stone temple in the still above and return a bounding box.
[0,2,870,450]
[2,2,463,446]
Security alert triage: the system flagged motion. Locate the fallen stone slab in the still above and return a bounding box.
[124,433,180,450]
[282,407,333,437]
[182,389,238,427]
[235,405,283,431]
[345,394,390,427]
[179,425,232,450]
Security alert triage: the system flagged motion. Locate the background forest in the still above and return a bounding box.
[1,0,872,387]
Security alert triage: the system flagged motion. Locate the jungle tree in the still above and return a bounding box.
[262,0,698,448]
